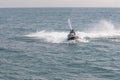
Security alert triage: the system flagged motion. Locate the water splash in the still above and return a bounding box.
[25,31,89,43]
[90,20,115,33]
[25,20,120,43]
[83,20,120,38]
[26,30,68,43]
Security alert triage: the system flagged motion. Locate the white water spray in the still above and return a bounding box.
[68,19,73,30]
[25,20,120,43]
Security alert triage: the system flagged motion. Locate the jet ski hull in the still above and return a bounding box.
[67,36,79,41]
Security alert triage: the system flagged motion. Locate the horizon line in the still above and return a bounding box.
[0,6,120,8]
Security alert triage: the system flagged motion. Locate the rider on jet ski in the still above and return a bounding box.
[67,29,78,40]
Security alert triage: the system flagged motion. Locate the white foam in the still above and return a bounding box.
[25,30,89,43]
[26,30,68,43]
[25,20,120,43]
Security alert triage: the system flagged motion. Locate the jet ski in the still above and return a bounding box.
[67,36,78,40]
[67,29,79,41]
[67,19,79,41]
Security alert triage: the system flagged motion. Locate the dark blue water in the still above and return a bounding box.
[0,8,120,80]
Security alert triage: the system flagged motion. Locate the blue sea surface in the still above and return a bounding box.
[0,8,120,80]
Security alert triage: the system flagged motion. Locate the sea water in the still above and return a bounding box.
[0,8,120,80]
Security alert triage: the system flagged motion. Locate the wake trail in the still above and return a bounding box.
[24,20,120,43]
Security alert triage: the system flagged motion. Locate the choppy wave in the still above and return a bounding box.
[25,20,120,43]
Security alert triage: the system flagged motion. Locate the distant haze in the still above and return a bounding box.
[0,0,120,8]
